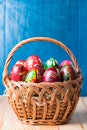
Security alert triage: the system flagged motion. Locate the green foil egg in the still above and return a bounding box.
[25,70,37,83]
[25,70,42,83]
[44,58,59,70]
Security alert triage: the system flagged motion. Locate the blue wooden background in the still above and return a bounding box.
[0,0,87,96]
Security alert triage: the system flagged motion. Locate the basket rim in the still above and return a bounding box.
[4,72,82,93]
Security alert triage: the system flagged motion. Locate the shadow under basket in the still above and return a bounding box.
[2,37,83,125]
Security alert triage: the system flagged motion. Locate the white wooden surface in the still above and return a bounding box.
[0,96,87,130]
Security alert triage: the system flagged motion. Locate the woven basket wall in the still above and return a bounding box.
[2,37,83,125]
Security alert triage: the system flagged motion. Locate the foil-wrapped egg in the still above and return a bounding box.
[60,65,76,81]
[42,69,61,82]
[25,69,42,83]
[44,58,59,70]
[25,55,44,74]
[60,60,73,68]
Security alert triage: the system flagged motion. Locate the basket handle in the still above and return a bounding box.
[3,37,81,86]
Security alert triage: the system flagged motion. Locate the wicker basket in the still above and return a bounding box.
[2,37,83,125]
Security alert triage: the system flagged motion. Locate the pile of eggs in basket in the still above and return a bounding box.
[9,55,77,83]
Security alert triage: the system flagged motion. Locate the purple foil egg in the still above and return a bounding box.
[42,69,61,82]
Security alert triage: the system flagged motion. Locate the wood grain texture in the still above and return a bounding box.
[0,96,87,130]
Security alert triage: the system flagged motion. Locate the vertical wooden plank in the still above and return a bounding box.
[5,1,34,71]
[0,1,5,94]
[79,1,87,96]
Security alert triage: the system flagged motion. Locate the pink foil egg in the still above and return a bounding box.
[60,60,73,68]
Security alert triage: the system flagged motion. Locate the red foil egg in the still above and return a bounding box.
[42,69,61,82]
[25,55,44,75]
[9,64,28,81]
[16,60,25,65]
[16,60,27,70]
[26,55,42,69]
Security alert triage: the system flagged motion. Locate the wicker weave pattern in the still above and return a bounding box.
[2,37,83,125]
